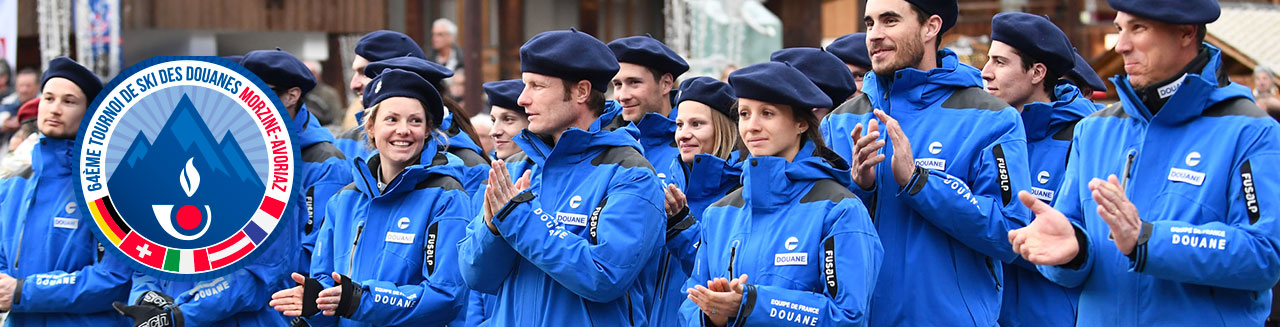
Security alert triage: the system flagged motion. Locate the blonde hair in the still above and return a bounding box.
[707,102,742,160]
[362,102,448,151]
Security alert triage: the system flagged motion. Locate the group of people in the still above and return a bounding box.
[0,0,1278,326]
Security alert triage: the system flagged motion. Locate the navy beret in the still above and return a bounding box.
[363,68,444,128]
[355,30,427,62]
[1067,50,1107,92]
[990,13,1075,77]
[364,56,454,85]
[677,76,737,119]
[607,35,690,78]
[520,29,620,93]
[770,48,857,107]
[826,33,871,68]
[484,79,526,114]
[729,62,830,110]
[42,57,102,103]
[1107,0,1219,25]
[240,49,317,95]
[906,0,958,35]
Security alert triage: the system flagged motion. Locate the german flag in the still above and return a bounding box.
[88,196,130,245]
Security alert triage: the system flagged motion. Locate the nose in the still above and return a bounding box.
[517,87,532,107]
[350,75,365,95]
[1114,31,1132,55]
[675,127,692,143]
[980,62,995,82]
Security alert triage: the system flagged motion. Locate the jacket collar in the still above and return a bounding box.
[1021,81,1096,141]
[635,108,678,152]
[351,140,460,197]
[515,100,642,167]
[862,48,986,111]
[1111,43,1253,125]
[34,136,76,178]
[741,140,850,209]
[288,103,335,149]
[680,150,745,200]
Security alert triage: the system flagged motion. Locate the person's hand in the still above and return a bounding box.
[0,273,17,311]
[873,110,915,187]
[664,184,688,219]
[849,118,885,190]
[484,161,530,233]
[316,272,364,317]
[1010,191,1080,265]
[1091,175,1142,255]
[269,273,308,317]
[688,275,748,327]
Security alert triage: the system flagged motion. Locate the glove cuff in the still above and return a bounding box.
[336,274,362,318]
[301,277,323,317]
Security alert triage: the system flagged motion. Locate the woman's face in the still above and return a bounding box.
[674,101,718,162]
[368,97,429,168]
[489,106,530,159]
[737,98,806,161]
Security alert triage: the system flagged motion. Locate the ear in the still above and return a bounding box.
[660,73,675,94]
[1030,63,1048,86]
[1178,25,1200,48]
[796,114,810,135]
[922,15,943,46]
[575,80,593,104]
[283,87,303,109]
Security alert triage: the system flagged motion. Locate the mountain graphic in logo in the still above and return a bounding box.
[108,94,266,249]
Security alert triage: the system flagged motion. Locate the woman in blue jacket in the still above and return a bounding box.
[653,76,742,327]
[269,68,471,327]
[463,78,529,327]
[681,62,881,327]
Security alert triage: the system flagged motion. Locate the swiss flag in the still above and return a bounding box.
[119,233,166,269]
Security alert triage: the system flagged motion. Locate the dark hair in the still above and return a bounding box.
[1013,49,1060,95]
[908,3,944,48]
[562,79,607,116]
[1195,24,1207,44]
[792,105,846,167]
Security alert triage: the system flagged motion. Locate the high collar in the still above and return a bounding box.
[1111,43,1253,125]
[680,150,745,200]
[635,108,678,149]
[288,103,335,148]
[515,100,642,167]
[740,140,850,209]
[1021,81,1096,141]
[351,139,462,197]
[437,112,483,154]
[33,136,76,177]
[862,49,986,111]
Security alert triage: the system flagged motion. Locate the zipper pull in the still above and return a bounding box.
[728,240,739,277]
[1121,150,1137,191]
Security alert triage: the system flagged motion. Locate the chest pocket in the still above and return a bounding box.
[750,226,824,293]
[1145,159,1229,226]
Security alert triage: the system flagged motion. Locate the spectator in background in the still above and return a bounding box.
[303,60,346,131]
[449,69,467,108]
[471,113,494,156]
[1254,65,1280,114]
[430,18,465,84]
[0,60,11,101]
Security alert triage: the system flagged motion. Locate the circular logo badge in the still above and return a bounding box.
[75,56,298,281]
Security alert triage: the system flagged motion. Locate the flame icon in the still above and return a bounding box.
[153,157,212,240]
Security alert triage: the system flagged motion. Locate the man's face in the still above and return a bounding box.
[1113,12,1198,89]
[38,78,88,139]
[15,73,38,102]
[864,0,929,77]
[1255,72,1276,91]
[612,63,670,122]
[982,41,1042,109]
[518,73,582,136]
[349,55,371,97]
[432,25,454,52]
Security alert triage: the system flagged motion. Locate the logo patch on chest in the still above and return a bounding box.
[1168,168,1205,186]
[915,158,946,171]
[556,212,588,226]
[385,232,415,244]
[774,253,808,266]
[53,217,79,230]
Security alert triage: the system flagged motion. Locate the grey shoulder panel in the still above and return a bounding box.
[940,87,1009,111]
[830,93,873,115]
[414,174,465,192]
[590,146,655,170]
[1203,98,1268,118]
[336,127,363,141]
[448,147,489,166]
[302,142,346,163]
[710,188,745,208]
[799,179,859,204]
[1090,103,1129,118]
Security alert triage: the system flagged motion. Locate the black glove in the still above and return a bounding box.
[334,274,363,318]
[113,300,183,327]
[135,290,175,308]
[299,276,323,317]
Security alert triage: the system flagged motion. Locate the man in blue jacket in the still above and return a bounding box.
[333,30,427,159]
[0,57,132,326]
[1009,0,1280,325]
[820,0,1033,324]
[458,28,665,326]
[606,35,689,327]
[980,12,1097,327]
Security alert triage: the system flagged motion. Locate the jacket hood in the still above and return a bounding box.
[350,139,466,197]
[289,104,336,149]
[1021,81,1097,141]
[1111,43,1253,124]
[741,140,851,208]
[515,100,643,166]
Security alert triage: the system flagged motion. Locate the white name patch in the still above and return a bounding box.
[774,253,808,266]
[1168,168,1205,186]
[556,212,588,226]
[915,158,946,171]
[53,217,79,230]
[1030,187,1055,202]
[385,232,415,244]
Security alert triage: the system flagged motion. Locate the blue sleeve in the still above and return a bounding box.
[491,169,665,303]
[1130,151,1280,291]
[12,249,132,313]
[899,121,1033,263]
[731,200,882,327]
[348,202,470,326]
[667,216,700,275]
[310,206,338,288]
[171,222,297,326]
[304,179,347,260]
[457,211,519,294]
[679,231,712,326]
[1038,134,1095,288]
[464,292,491,327]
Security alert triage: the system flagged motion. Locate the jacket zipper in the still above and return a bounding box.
[655,253,671,300]
[1121,150,1137,191]
[728,242,739,277]
[626,292,635,326]
[12,223,23,269]
[347,223,364,276]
